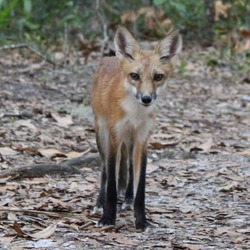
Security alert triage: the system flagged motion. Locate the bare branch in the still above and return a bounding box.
[96,0,109,54]
[0,43,29,50]
[0,43,63,67]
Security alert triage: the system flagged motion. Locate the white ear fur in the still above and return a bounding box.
[156,30,182,62]
[114,26,140,60]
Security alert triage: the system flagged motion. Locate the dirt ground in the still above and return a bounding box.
[0,45,250,249]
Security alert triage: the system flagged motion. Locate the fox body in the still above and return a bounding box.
[91,27,182,230]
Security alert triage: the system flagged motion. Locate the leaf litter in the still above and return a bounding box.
[0,45,250,249]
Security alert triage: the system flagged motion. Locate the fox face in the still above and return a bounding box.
[114,27,182,107]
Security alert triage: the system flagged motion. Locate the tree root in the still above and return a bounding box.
[0,151,195,179]
[0,153,101,179]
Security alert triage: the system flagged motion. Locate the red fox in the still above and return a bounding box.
[91,26,182,230]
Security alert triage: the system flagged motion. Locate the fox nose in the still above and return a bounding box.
[141,95,152,104]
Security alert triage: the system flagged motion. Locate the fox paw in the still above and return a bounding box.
[136,221,155,232]
[98,216,115,227]
[121,200,133,211]
[91,205,103,215]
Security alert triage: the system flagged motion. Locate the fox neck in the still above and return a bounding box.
[112,86,155,145]
[121,92,155,124]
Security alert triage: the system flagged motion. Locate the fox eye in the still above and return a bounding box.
[130,73,140,81]
[154,74,164,81]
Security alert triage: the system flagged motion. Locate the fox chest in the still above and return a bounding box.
[114,99,155,144]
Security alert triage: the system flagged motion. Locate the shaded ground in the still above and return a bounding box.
[0,46,250,249]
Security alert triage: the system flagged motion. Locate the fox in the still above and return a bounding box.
[91,26,182,230]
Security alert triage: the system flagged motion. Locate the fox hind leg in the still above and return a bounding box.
[93,121,108,213]
[133,144,148,230]
[122,147,134,210]
[98,150,117,226]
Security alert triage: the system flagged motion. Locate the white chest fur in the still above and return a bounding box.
[115,95,155,144]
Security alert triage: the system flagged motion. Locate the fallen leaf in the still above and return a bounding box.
[151,133,176,141]
[219,183,234,192]
[215,0,231,20]
[86,176,97,183]
[121,10,137,24]
[65,151,83,159]
[178,205,195,214]
[49,197,70,209]
[69,223,79,231]
[30,224,57,239]
[68,182,79,192]
[13,222,25,237]
[0,198,15,206]
[227,230,242,238]
[22,177,49,185]
[7,213,18,221]
[25,239,54,248]
[15,120,37,131]
[0,237,13,247]
[191,138,214,152]
[148,207,167,214]
[0,147,18,156]
[215,227,230,235]
[38,148,67,159]
[238,149,250,155]
[150,141,179,150]
[184,244,203,250]
[69,182,95,193]
[146,163,159,174]
[16,147,40,155]
[185,62,197,71]
[224,174,244,182]
[236,228,250,234]
[51,113,73,127]
[115,236,140,246]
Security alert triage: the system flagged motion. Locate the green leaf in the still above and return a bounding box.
[0,0,6,9]
[24,19,39,30]
[0,0,18,25]
[66,1,74,7]
[153,0,166,5]
[171,2,186,14]
[23,0,32,14]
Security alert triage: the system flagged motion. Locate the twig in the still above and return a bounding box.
[96,0,109,55]
[103,3,120,16]
[79,221,95,229]
[63,23,69,66]
[0,43,63,67]
[115,224,125,232]
[98,225,115,232]
[0,43,29,50]
[0,207,62,218]
[27,46,61,67]
[152,5,167,35]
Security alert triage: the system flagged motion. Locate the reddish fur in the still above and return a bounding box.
[92,57,127,139]
[91,26,182,230]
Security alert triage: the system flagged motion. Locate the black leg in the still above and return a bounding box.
[123,157,134,207]
[94,130,106,210]
[118,144,128,193]
[98,153,117,226]
[134,150,147,230]
[95,165,106,209]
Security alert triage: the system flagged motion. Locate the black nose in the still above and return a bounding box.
[141,95,152,104]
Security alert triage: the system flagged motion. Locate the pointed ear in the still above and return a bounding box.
[156,30,182,63]
[114,26,140,61]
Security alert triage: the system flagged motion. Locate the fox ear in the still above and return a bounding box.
[114,26,140,60]
[156,30,182,63]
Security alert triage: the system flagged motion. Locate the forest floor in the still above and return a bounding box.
[0,43,250,250]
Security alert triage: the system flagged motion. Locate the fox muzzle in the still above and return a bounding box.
[136,92,157,106]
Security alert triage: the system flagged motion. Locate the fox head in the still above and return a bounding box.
[114,26,182,107]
